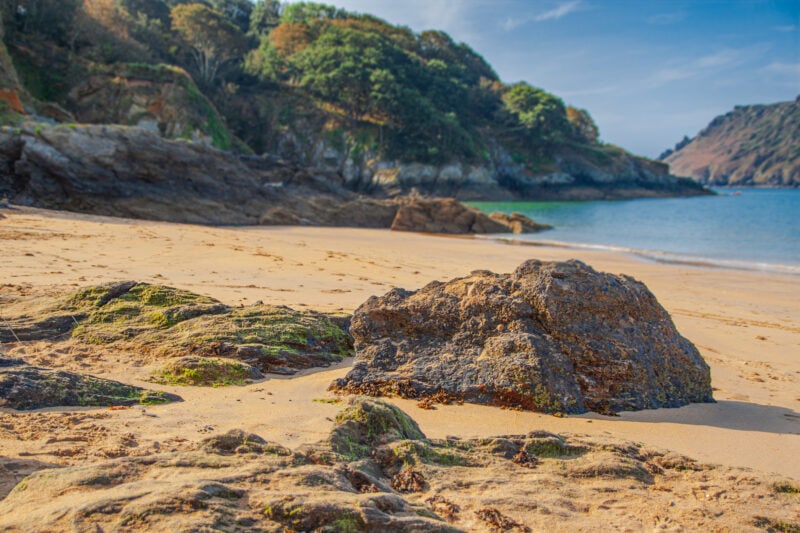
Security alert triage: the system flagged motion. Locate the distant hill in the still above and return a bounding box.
[662,97,800,187]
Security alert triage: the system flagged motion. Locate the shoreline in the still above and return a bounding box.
[486,235,800,276]
[1,206,799,480]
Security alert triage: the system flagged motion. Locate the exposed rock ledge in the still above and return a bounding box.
[0,398,795,531]
[0,123,547,235]
[332,259,714,414]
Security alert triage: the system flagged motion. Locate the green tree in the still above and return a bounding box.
[170,2,247,86]
[292,25,404,122]
[4,0,80,43]
[207,0,252,33]
[566,106,599,144]
[280,2,345,24]
[122,0,172,25]
[502,82,569,145]
[248,0,281,38]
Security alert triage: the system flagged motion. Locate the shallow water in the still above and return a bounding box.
[470,188,800,274]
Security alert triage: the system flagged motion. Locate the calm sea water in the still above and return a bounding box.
[470,188,800,274]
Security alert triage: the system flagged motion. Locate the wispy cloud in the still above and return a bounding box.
[535,0,582,22]
[694,49,740,68]
[646,12,686,25]
[502,1,583,30]
[773,24,797,32]
[646,45,770,87]
[762,61,800,76]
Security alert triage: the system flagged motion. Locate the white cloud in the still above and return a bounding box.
[501,1,583,30]
[762,61,800,76]
[534,0,582,22]
[773,25,797,32]
[502,16,525,30]
[694,49,739,69]
[646,45,771,87]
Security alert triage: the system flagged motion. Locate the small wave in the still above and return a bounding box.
[484,236,800,276]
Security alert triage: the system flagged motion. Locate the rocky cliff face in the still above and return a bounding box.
[663,97,800,187]
[0,122,545,234]
[65,63,244,152]
[0,24,28,117]
[263,117,708,201]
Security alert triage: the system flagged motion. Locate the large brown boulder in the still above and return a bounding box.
[332,260,713,414]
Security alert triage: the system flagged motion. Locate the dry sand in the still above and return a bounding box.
[1,206,799,485]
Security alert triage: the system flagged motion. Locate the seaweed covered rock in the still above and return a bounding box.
[152,357,263,387]
[329,397,425,459]
[1,281,353,377]
[199,429,292,456]
[0,361,178,410]
[332,259,713,414]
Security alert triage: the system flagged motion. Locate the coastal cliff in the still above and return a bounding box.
[252,114,705,200]
[0,0,708,205]
[662,97,800,187]
[0,122,545,234]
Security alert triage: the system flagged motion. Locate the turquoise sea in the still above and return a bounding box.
[470,188,800,274]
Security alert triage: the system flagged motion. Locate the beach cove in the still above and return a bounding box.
[1,206,798,481]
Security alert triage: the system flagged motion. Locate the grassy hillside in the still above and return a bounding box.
[662,97,800,187]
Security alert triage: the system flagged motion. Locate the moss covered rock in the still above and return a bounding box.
[0,361,179,410]
[2,281,353,379]
[153,357,262,387]
[329,397,425,459]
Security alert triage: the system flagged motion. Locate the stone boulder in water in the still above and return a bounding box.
[331,259,713,414]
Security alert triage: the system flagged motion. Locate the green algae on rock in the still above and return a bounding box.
[0,360,179,410]
[152,356,262,387]
[329,397,426,460]
[2,281,353,379]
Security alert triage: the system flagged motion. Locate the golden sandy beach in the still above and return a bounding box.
[1,205,799,485]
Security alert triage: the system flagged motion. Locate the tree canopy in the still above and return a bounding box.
[1,0,601,165]
[170,2,246,86]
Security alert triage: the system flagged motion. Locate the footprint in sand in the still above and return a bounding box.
[743,372,765,383]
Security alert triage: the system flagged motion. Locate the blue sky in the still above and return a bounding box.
[286,0,799,158]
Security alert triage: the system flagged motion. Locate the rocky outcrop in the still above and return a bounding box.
[488,212,552,233]
[0,281,354,377]
[0,123,549,234]
[0,397,796,531]
[0,24,29,117]
[332,260,713,414]
[266,119,709,201]
[663,97,800,187]
[0,359,178,410]
[66,63,244,152]
[390,197,546,234]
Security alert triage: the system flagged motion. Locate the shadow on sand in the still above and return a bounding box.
[603,400,800,434]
